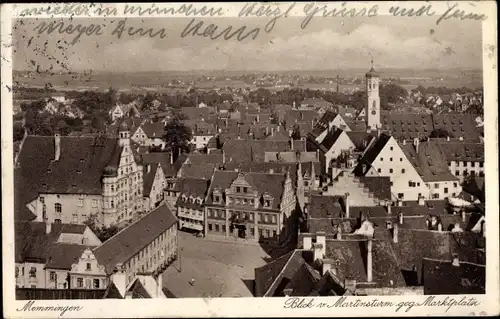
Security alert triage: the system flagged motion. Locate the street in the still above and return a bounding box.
[162,231,271,298]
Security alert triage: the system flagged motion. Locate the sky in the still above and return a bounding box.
[12,16,483,72]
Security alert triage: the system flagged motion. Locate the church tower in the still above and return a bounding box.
[365,58,381,130]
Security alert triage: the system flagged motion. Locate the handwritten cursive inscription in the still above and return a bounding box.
[180,19,260,41]
[389,4,435,17]
[111,19,167,40]
[123,4,224,17]
[436,3,488,25]
[20,4,91,16]
[238,2,296,33]
[33,21,104,45]
[302,3,378,29]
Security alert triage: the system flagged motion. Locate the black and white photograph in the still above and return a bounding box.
[2,2,498,317]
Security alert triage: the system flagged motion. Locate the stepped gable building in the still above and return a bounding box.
[15,123,144,227]
[204,170,296,244]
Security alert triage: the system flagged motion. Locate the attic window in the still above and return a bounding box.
[264,200,271,207]
[47,168,52,173]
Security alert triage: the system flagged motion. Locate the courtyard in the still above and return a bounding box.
[162,231,271,298]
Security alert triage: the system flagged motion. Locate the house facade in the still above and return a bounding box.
[15,128,144,228]
[93,204,178,288]
[15,221,103,289]
[204,170,296,244]
[143,163,166,212]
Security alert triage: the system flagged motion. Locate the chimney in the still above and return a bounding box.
[313,233,326,261]
[414,138,419,153]
[54,134,61,161]
[452,254,460,267]
[269,168,274,174]
[437,222,443,231]
[398,212,404,224]
[271,127,275,136]
[446,136,450,141]
[303,235,312,250]
[397,199,403,207]
[418,195,425,206]
[336,224,342,240]
[322,259,333,275]
[386,202,392,215]
[293,101,296,109]
[170,152,174,165]
[460,210,466,222]
[222,150,226,164]
[376,126,381,137]
[403,139,406,145]
[266,126,269,136]
[366,239,373,282]
[147,164,151,174]
[344,192,350,218]
[45,218,51,235]
[459,136,464,141]
[393,223,399,243]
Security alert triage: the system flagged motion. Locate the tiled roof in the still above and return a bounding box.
[180,107,212,120]
[281,109,317,126]
[93,204,177,274]
[345,131,376,151]
[140,122,165,138]
[143,163,159,197]
[284,263,322,296]
[178,153,223,180]
[254,250,294,297]
[301,98,332,107]
[222,139,305,163]
[45,243,88,270]
[175,178,209,210]
[308,195,344,219]
[15,221,93,264]
[325,240,367,282]
[320,128,343,151]
[436,142,484,162]
[345,120,367,132]
[358,176,392,200]
[311,111,338,137]
[353,133,392,175]
[381,113,481,141]
[141,152,175,177]
[422,258,485,294]
[390,228,484,284]
[462,177,485,203]
[259,250,314,297]
[205,170,287,210]
[15,136,121,204]
[103,282,124,299]
[399,142,458,182]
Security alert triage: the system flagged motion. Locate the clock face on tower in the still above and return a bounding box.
[371,110,377,115]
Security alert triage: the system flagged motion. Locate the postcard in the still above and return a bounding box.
[1,1,498,318]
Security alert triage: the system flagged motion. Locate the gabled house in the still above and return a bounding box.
[309,111,350,144]
[15,124,144,227]
[175,179,210,233]
[143,163,166,212]
[204,170,296,244]
[109,103,140,122]
[15,220,104,289]
[353,133,428,201]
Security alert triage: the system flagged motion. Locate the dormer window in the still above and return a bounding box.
[264,200,271,207]
[214,195,221,203]
[236,187,241,193]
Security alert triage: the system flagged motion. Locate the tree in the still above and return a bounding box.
[429,128,453,138]
[83,214,120,243]
[13,122,25,141]
[163,115,193,161]
[291,124,301,140]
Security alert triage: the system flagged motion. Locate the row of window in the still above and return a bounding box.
[179,217,203,225]
[450,161,484,168]
[178,208,203,217]
[75,277,102,289]
[380,157,403,162]
[207,209,278,224]
[206,223,278,238]
[77,199,99,208]
[455,170,484,177]
[377,168,405,174]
